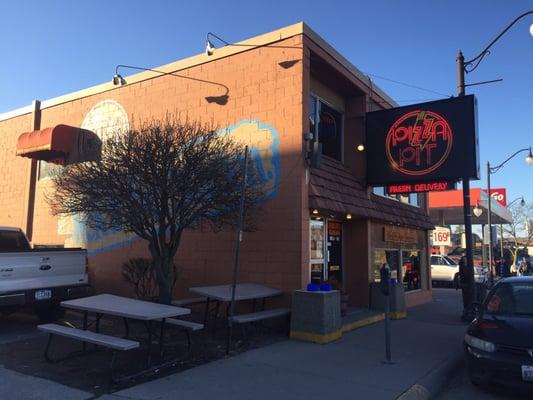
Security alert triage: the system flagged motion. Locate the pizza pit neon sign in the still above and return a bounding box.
[385,110,453,176]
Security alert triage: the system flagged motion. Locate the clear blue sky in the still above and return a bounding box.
[1,1,532,206]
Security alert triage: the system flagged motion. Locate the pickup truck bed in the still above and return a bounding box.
[0,227,91,319]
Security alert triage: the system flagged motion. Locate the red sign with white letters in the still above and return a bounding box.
[489,188,507,206]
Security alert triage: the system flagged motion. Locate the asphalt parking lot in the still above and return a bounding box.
[0,311,41,345]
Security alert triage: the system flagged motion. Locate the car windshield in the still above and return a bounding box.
[485,282,533,316]
[443,256,457,265]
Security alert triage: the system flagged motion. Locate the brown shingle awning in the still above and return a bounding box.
[16,125,78,165]
[309,157,434,230]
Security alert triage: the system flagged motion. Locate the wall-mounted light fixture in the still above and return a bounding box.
[356,144,365,152]
[205,32,302,57]
[473,201,483,217]
[112,74,127,86]
[112,64,229,105]
[346,213,352,220]
[312,209,319,215]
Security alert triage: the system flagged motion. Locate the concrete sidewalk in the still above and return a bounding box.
[101,288,466,400]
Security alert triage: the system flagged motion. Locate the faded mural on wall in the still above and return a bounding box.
[59,100,281,255]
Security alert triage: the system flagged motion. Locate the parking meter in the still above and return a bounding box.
[380,263,391,296]
[379,262,393,363]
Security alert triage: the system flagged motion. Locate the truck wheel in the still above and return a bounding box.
[1,307,17,318]
[35,302,65,322]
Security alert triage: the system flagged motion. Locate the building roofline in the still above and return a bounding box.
[0,22,396,122]
[301,23,397,107]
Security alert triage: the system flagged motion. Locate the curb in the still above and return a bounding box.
[396,350,464,400]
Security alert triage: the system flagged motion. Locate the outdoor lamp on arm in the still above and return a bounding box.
[507,197,527,208]
[473,202,483,217]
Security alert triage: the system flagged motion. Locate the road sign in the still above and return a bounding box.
[431,226,451,246]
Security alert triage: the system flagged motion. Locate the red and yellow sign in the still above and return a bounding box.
[385,110,453,176]
[366,96,479,186]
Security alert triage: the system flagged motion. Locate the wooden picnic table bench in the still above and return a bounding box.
[171,297,207,307]
[229,308,291,343]
[39,294,191,382]
[229,308,291,324]
[38,323,140,382]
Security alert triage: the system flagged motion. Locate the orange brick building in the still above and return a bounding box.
[0,23,433,308]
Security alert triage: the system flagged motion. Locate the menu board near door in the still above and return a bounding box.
[327,221,342,284]
[328,221,341,241]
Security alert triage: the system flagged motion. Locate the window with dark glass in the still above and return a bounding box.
[402,250,421,291]
[374,249,400,282]
[309,95,343,161]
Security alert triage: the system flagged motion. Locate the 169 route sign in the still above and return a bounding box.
[366,96,479,186]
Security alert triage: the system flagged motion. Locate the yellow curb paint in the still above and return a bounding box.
[290,329,342,344]
[341,313,385,334]
[390,311,407,320]
[290,313,396,344]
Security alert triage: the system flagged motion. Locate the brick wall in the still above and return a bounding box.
[0,34,306,303]
[0,114,32,229]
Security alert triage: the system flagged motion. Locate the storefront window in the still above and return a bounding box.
[373,249,399,282]
[372,187,419,207]
[310,218,325,283]
[402,250,421,291]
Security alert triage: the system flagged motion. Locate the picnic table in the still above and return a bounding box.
[188,283,289,353]
[38,294,193,382]
[189,283,283,328]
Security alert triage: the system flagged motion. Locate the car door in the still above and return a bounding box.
[430,255,444,280]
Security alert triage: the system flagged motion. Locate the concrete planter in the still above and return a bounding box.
[289,289,342,344]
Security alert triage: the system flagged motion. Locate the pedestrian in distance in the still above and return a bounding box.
[519,258,527,276]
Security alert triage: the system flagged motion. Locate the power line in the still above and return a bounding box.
[367,98,444,104]
[366,73,452,98]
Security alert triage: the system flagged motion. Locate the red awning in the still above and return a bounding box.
[16,125,78,165]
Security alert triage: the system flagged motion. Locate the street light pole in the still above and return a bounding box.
[487,161,493,279]
[501,196,527,259]
[456,10,533,313]
[487,150,533,280]
[456,51,476,307]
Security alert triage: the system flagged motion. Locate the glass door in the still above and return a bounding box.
[310,218,325,283]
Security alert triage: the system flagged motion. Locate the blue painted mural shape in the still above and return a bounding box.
[63,120,281,255]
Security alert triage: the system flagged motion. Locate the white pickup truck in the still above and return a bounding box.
[0,226,91,320]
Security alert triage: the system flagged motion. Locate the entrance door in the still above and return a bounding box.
[327,220,342,285]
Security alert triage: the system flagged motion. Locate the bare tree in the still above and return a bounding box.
[503,202,533,265]
[48,116,264,304]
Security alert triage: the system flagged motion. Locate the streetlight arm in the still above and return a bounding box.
[489,147,531,174]
[507,197,525,208]
[464,10,533,72]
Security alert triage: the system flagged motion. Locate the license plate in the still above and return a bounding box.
[522,365,533,381]
[35,289,52,301]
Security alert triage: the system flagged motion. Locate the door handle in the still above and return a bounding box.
[39,265,52,271]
